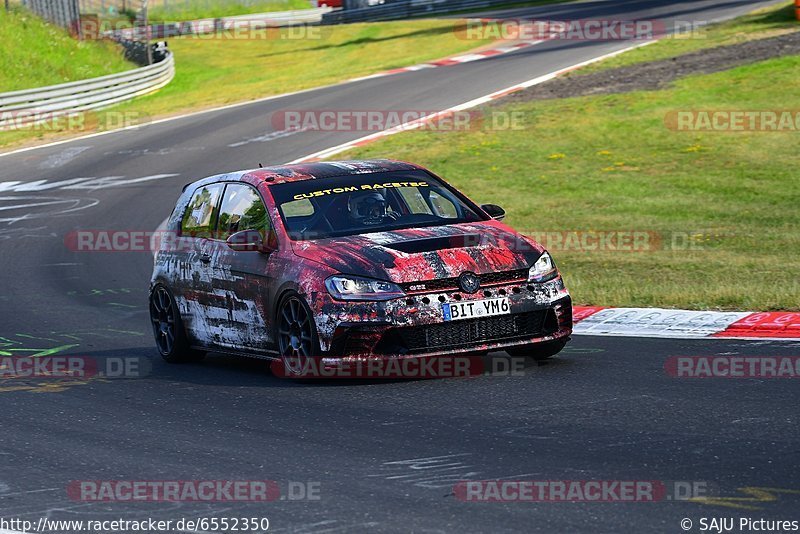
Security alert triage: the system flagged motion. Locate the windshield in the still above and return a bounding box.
[271,171,486,240]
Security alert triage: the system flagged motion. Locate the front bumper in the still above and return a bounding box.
[310,276,572,359]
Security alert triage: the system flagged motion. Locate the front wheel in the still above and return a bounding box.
[275,292,320,377]
[506,338,568,361]
[149,285,205,363]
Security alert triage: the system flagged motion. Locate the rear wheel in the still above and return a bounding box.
[276,292,319,377]
[149,285,205,363]
[506,338,568,361]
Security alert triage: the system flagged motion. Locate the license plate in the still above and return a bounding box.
[442,297,511,321]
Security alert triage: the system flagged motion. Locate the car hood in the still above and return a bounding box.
[290,221,544,284]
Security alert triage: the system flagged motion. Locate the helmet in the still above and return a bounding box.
[347,191,388,225]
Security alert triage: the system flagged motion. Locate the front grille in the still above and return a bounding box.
[376,310,554,354]
[399,268,528,293]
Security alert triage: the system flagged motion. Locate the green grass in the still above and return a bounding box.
[0,19,495,148]
[340,55,800,311]
[0,7,135,91]
[148,0,312,23]
[577,1,800,75]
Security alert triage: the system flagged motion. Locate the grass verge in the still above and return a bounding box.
[0,19,494,149]
[339,52,800,310]
[0,7,135,92]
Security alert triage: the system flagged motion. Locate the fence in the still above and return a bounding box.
[0,52,174,130]
[21,0,81,30]
[323,0,522,24]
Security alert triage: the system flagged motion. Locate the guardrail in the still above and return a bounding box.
[323,0,514,24]
[0,52,174,129]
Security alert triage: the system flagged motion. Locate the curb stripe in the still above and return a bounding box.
[573,307,800,339]
[713,312,800,338]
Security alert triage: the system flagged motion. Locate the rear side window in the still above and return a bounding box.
[428,190,458,218]
[217,183,270,241]
[182,184,223,237]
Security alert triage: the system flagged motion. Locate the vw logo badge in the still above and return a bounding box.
[458,271,481,294]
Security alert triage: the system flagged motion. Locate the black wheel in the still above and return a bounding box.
[506,338,568,361]
[149,284,205,363]
[276,292,319,377]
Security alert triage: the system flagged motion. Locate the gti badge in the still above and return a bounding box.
[458,271,481,294]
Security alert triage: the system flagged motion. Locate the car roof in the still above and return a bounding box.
[181,160,425,193]
[243,159,423,185]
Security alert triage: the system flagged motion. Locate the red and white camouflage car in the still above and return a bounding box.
[149,160,572,376]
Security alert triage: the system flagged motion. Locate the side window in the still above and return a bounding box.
[428,191,458,218]
[398,187,433,215]
[182,184,223,238]
[282,198,315,218]
[217,184,270,240]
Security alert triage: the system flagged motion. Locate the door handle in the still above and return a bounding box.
[199,253,211,263]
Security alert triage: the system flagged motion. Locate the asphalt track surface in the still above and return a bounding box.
[0,0,798,532]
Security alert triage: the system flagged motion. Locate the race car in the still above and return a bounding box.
[149,159,572,376]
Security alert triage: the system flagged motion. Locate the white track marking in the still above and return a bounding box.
[0,182,21,192]
[0,174,179,193]
[62,173,180,190]
[0,178,95,192]
[0,199,83,212]
[0,196,100,224]
[573,307,751,338]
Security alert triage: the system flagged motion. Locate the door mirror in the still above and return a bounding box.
[226,230,266,252]
[481,203,506,221]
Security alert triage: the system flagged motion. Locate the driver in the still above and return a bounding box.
[346,191,398,225]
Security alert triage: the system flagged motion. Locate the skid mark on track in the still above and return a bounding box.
[37,147,91,170]
[0,328,144,359]
[103,146,205,157]
[228,127,308,148]
[368,453,535,489]
[269,520,381,533]
[691,487,800,511]
[0,226,54,240]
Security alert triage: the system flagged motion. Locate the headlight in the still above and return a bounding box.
[325,275,405,301]
[528,252,558,282]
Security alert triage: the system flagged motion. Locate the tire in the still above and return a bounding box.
[149,284,205,363]
[275,292,320,378]
[506,338,568,361]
